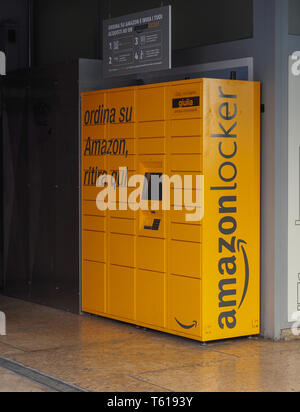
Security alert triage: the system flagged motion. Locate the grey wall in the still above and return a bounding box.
[275,1,300,335]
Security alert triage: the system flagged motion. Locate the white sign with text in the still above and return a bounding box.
[0,51,5,75]
[288,54,300,321]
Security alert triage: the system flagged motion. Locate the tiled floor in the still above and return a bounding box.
[0,295,299,392]
[0,367,54,392]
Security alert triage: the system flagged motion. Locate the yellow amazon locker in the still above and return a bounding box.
[81,78,261,342]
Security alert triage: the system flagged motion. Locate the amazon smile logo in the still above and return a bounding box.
[175,319,198,330]
[236,239,249,310]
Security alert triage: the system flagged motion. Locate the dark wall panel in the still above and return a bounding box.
[289,0,300,35]
[2,62,80,313]
[0,0,31,71]
[34,0,98,66]
[171,0,253,50]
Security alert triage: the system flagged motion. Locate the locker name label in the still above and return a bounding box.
[210,86,250,332]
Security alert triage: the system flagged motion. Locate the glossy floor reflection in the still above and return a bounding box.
[0,295,299,392]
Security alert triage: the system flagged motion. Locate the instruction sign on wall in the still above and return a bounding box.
[103,6,171,78]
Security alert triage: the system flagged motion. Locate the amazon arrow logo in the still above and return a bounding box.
[237,239,249,310]
[175,318,198,330]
